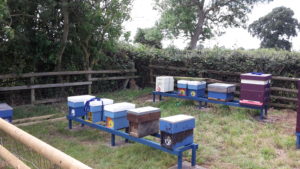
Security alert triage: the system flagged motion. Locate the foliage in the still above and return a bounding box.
[134,27,163,49]
[154,0,273,49]
[0,0,132,73]
[248,6,300,51]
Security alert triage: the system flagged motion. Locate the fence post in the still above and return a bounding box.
[123,61,135,89]
[30,76,35,104]
[296,80,300,149]
[87,68,92,95]
[149,65,154,85]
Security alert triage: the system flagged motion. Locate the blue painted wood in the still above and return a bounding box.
[152,91,267,120]
[296,132,300,149]
[67,115,198,169]
[0,103,13,122]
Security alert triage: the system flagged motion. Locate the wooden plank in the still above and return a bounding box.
[0,69,137,79]
[34,98,66,104]
[0,81,92,91]
[13,114,58,124]
[271,96,298,102]
[91,76,140,81]
[271,87,298,93]
[16,117,66,127]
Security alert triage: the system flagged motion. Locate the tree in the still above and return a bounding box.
[134,27,163,48]
[248,6,299,51]
[154,0,272,50]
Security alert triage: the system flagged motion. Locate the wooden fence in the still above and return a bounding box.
[148,64,299,110]
[0,68,139,105]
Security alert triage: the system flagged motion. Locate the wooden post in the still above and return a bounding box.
[0,145,31,169]
[123,62,135,89]
[87,68,92,95]
[0,118,92,169]
[30,76,35,104]
[149,66,154,85]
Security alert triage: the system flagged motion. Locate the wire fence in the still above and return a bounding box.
[0,130,61,169]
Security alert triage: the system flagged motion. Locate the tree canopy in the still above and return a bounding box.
[154,0,273,49]
[248,6,299,51]
[134,27,163,48]
[0,0,132,73]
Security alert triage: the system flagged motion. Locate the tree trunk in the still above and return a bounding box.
[188,12,205,50]
[56,0,69,71]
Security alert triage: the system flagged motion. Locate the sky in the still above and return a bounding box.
[123,0,300,51]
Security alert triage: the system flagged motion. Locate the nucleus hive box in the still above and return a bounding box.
[155,76,174,92]
[160,114,195,149]
[85,98,114,123]
[104,102,135,130]
[187,81,206,97]
[177,80,189,96]
[127,106,161,138]
[0,103,13,122]
[240,73,271,107]
[67,95,95,117]
[208,83,236,101]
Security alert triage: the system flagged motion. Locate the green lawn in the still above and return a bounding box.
[14,88,300,169]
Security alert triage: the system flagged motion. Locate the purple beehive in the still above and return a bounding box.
[239,72,271,107]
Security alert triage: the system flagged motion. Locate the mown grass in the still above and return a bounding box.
[14,88,300,169]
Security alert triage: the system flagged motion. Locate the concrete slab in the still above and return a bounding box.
[169,161,207,169]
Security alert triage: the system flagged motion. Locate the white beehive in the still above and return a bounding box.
[155,76,174,92]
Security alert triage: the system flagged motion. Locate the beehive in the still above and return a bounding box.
[177,80,189,96]
[239,73,271,106]
[127,106,161,138]
[104,102,135,130]
[160,114,195,149]
[85,98,114,123]
[67,95,95,117]
[187,81,206,97]
[0,103,13,122]
[207,83,236,102]
[155,76,174,92]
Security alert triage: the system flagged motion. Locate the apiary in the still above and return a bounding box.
[160,114,195,149]
[155,76,174,92]
[85,98,114,123]
[0,103,13,122]
[127,106,161,138]
[177,80,189,96]
[187,81,206,97]
[67,95,95,117]
[104,102,135,130]
[207,83,236,102]
[240,73,271,107]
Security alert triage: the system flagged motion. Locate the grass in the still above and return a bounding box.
[11,88,300,169]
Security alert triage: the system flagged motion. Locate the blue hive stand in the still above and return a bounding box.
[152,91,268,120]
[67,116,198,169]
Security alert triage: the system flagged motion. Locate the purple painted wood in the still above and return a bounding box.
[240,73,272,81]
[240,83,270,92]
[297,80,300,132]
[240,89,270,102]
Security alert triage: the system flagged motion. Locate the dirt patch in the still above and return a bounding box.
[136,94,153,103]
[264,108,297,133]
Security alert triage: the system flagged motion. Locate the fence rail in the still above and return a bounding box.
[0,67,138,105]
[148,64,299,110]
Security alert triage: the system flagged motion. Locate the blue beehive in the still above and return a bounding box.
[187,81,206,97]
[207,83,236,102]
[104,102,136,130]
[67,95,95,117]
[85,98,114,123]
[0,103,13,122]
[177,80,189,96]
[160,114,195,149]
